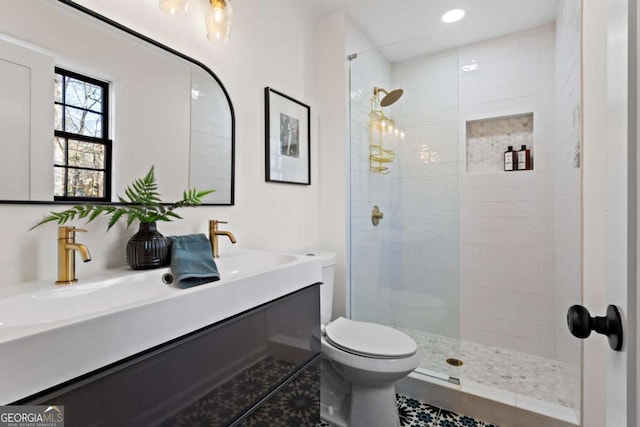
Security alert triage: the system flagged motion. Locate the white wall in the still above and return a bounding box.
[0,0,321,285]
[314,12,348,320]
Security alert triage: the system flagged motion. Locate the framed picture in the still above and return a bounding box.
[264,87,311,185]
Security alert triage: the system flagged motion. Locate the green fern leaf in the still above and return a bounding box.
[88,206,104,222]
[29,166,216,231]
[197,189,216,198]
[165,211,182,220]
[107,210,126,230]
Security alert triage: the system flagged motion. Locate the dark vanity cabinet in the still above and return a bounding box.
[17,284,321,426]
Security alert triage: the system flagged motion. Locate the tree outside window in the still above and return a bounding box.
[54,67,111,201]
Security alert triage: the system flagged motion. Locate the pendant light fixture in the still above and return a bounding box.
[158,0,234,43]
[206,0,233,43]
[158,0,189,16]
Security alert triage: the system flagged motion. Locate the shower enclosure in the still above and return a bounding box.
[348,45,463,383]
[347,0,582,423]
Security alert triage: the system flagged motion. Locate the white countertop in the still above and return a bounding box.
[0,250,322,403]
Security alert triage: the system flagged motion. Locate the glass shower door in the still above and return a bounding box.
[348,44,461,383]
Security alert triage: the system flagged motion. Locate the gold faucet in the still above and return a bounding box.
[56,226,91,285]
[209,220,236,258]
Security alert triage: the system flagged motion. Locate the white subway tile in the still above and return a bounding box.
[517,276,555,295]
[499,319,539,339]
[481,38,519,59]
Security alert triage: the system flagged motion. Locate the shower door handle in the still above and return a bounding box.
[566,304,623,351]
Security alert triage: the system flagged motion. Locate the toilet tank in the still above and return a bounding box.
[305,251,336,324]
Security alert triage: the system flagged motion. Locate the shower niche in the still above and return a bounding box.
[465,112,534,174]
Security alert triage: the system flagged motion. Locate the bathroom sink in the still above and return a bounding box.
[216,251,298,277]
[0,251,298,328]
[0,250,322,404]
[0,270,173,327]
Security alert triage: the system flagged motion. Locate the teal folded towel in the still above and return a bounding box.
[168,234,220,288]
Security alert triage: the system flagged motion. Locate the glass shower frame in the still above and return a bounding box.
[347,45,462,383]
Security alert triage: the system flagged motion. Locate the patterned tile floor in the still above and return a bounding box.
[161,353,499,426]
[394,395,498,427]
[160,353,497,427]
[161,357,318,426]
[399,327,578,409]
[238,362,320,426]
[319,394,498,427]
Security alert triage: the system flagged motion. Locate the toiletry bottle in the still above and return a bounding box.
[504,146,516,171]
[517,145,532,170]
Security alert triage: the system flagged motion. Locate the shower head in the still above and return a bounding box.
[374,87,404,107]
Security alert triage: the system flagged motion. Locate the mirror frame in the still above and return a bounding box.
[0,0,235,206]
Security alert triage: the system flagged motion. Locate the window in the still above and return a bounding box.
[54,67,111,201]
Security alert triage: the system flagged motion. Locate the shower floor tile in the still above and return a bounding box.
[398,327,576,409]
[318,394,498,427]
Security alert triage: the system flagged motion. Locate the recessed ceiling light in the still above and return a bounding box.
[442,9,465,23]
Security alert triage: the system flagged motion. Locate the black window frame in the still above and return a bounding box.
[54,67,112,202]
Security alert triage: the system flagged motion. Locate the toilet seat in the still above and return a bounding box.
[324,317,417,359]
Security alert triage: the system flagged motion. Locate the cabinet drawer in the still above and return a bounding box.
[233,356,321,427]
[18,284,320,427]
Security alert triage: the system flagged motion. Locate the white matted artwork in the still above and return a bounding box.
[264,87,310,185]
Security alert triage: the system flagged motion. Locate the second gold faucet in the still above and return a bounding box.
[209,220,236,258]
[56,226,91,285]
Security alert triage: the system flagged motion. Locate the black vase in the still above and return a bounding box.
[126,222,170,270]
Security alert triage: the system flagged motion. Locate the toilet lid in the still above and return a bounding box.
[324,317,417,358]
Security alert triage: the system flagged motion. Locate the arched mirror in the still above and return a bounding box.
[0,0,235,205]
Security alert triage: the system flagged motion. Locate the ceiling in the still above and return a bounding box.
[312,0,560,62]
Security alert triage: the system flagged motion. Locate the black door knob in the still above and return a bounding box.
[567,304,623,351]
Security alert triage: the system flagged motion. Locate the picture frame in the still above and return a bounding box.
[264,87,311,185]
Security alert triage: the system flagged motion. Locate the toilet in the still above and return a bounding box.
[308,251,420,427]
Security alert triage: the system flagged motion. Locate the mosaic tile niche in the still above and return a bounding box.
[465,113,534,174]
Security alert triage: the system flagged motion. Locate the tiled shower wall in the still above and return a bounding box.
[190,68,233,204]
[350,47,461,340]
[456,25,558,358]
[390,52,461,338]
[389,25,558,355]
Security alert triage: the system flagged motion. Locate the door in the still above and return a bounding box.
[0,37,53,200]
[347,47,462,384]
[582,0,635,425]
